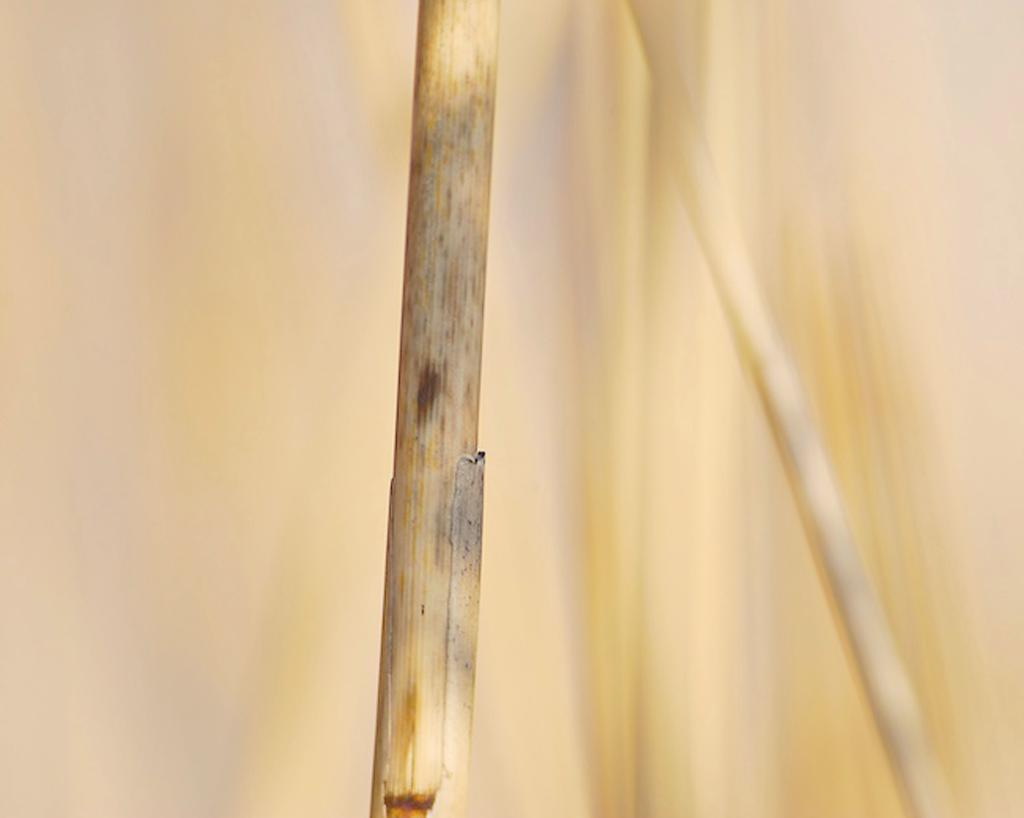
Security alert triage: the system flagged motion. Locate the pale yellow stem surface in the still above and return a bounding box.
[369,2,499,817]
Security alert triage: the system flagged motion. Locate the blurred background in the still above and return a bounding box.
[1,1,1022,816]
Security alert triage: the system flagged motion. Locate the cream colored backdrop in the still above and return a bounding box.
[1,1,1021,817]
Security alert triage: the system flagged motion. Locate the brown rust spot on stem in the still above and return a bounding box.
[395,683,418,759]
[384,792,436,817]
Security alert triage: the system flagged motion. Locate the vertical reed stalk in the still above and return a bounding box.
[625,3,954,817]
[369,2,499,817]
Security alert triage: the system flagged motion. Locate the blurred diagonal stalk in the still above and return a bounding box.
[624,3,955,817]
[368,2,499,817]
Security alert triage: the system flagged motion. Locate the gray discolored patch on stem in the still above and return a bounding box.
[449,453,485,563]
[432,452,485,816]
[446,453,485,684]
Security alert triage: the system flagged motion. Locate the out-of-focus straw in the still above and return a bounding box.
[624,4,956,817]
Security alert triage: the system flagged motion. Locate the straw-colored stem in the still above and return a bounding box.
[624,4,954,817]
[369,2,499,817]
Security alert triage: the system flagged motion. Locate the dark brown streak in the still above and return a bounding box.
[384,791,437,816]
[416,363,442,423]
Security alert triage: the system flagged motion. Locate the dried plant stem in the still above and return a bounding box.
[625,4,954,818]
[369,2,499,817]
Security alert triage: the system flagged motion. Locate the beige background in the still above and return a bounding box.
[1,1,1021,816]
